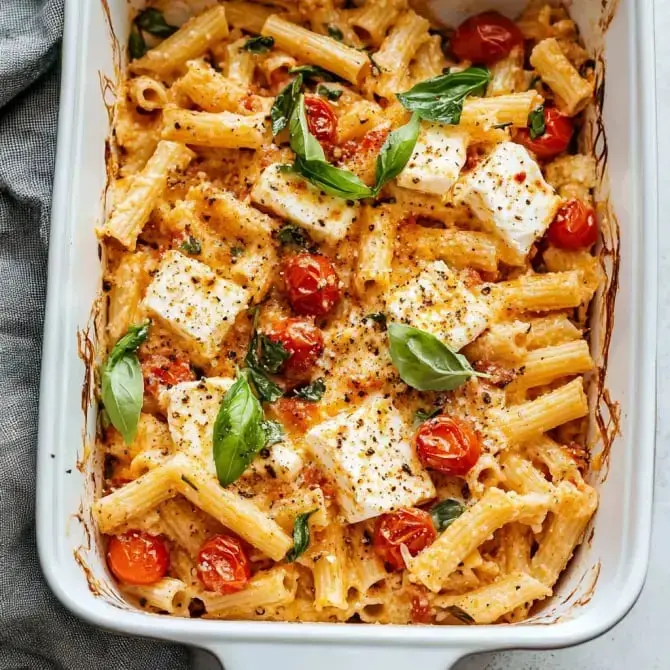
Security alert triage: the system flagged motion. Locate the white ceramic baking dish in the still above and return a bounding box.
[36,1,658,668]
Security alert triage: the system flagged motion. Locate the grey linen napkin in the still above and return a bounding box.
[0,1,189,667]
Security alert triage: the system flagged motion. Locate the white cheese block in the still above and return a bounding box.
[455,141,562,256]
[386,260,498,351]
[397,122,468,196]
[143,250,249,361]
[250,163,359,244]
[166,377,302,480]
[305,394,435,523]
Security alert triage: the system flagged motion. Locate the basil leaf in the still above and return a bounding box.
[374,112,420,191]
[212,370,267,486]
[294,156,374,200]
[289,65,338,82]
[397,67,491,124]
[316,84,343,101]
[528,104,546,140]
[271,74,303,136]
[289,95,326,161]
[259,334,290,374]
[286,510,317,562]
[101,322,150,444]
[292,378,326,402]
[413,407,441,427]
[445,605,475,625]
[180,236,201,255]
[243,35,275,53]
[261,419,285,446]
[248,366,284,403]
[326,25,344,41]
[135,8,177,38]
[430,499,465,533]
[277,223,310,248]
[364,312,387,328]
[128,26,147,60]
[388,323,480,391]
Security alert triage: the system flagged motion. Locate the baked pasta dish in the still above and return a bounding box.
[94,0,602,625]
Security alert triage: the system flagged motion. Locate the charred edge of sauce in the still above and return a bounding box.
[76,326,95,445]
[599,0,621,33]
[100,0,121,77]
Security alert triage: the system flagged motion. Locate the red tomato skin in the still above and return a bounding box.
[197,535,251,595]
[451,11,524,65]
[107,531,170,586]
[514,108,574,160]
[266,318,324,374]
[547,199,598,249]
[141,353,195,399]
[414,416,481,476]
[304,95,337,144]
[373,508,437,571]
[284,253,341,317]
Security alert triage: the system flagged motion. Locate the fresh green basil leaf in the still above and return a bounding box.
[286,510,317,562]
[277,223,310,248]
[364,312,387,328]
[445,605,475,625]
[128,26,147,60]
[180,235,201,255]
[261,419,285,446]
[290,95,326,161]
[243,35,275,53]
[316,84,343,101]
[294,156,374,200]
[212,370,267,486]
[248,365,284,403]
[289,65,338,82]
[292,378,326,402]
[259,334,290,374]
[413,406,441,427]
[388,323,480,391]
[430,498,465,533]
[397,67,491,124]
[101,322,150,444]
[135,8,177,38]
[271,74,303,136]
[374,112,420,191]
[326,25,344,41]
[528,104,546,140]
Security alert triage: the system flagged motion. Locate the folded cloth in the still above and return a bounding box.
[0,1,189,667]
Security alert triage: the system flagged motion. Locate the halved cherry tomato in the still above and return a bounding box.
[451,11,524,65]
[141,352,195,400]
[410,591,433,624]
[284,252,341,316]
[107,530,170,585]
[547,199,598,249]
[414,415,481,476]
[196,535,251,595]
[514,107,574,160]
[266,318,324,374]
[373,508,437,571]
[304,95,337,145]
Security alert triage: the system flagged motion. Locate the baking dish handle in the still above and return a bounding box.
[203,642,473,670]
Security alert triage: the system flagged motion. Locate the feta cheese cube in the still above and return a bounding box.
[143,250,249,361]
[456,141,562,256]
[386,260,497,351]
[251,163,359,244]
[397,122,468,196]
[305,394,435,523]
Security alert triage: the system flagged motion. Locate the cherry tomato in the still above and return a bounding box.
[266,318,324,374]
[107,531,170,585]
[414,415,481,476]
[410,591,433,624]
[340,127,389,159]
[373,508,437,571]
[547,199,598,249]
[274,397,321,432]
[514,107,574,160]
[141,353,195,399]
[196,535,251,595]
[284,253,341,316]
[451,11,524,65]
[304,95,337,144]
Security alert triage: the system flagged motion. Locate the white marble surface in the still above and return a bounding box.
[193,4,670,668]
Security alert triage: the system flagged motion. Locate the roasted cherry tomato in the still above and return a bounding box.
[451,11,524,65]
[414,415,481,476]
[547,199,598,249]
[196,534,251,595]
[284,253,341,316]
[141,353,195,399]
[304,95,337,144]
[373,508,437,571]
[410,591,433,624]
[514,107,574,160]
[107,531,170,585]
[266,318,324,374]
